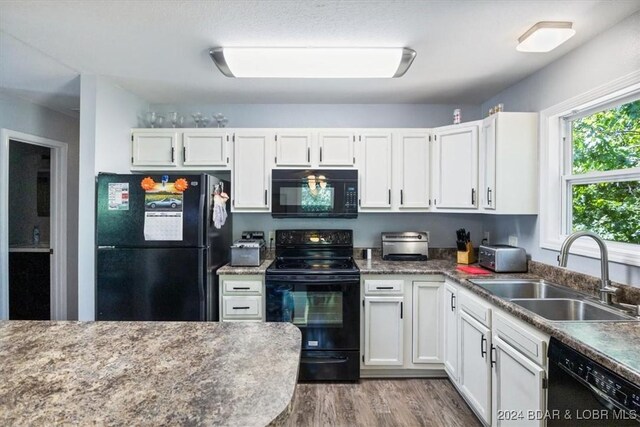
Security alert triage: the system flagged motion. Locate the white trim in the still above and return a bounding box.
[0,129,68,320]
[539,70,640,266]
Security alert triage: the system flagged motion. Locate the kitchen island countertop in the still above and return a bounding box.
[0,321,301,426]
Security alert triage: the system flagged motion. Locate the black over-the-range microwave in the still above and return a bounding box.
[271,169,358,218]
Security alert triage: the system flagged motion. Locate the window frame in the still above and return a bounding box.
[540,71,640,266]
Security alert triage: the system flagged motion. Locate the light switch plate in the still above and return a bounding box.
[508,235,518,246]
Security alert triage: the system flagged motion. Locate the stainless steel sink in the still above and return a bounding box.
[510,298,635,322]
[469,279,587,300]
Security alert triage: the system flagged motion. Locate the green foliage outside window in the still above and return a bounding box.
[571,99,640,244]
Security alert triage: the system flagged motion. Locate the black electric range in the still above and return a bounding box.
[266,230,360,381]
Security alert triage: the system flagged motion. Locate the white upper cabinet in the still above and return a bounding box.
[232,131,271,211]
[479,112,538,214]
[395,131,431,210]
[359,131,393,209]
[132,130,178,167]
[432,122,479,209]
[318,131,356,166]
[274,131,312,167]
[182,130,229,167]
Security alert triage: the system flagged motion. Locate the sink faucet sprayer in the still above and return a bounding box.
[558,231,617,305]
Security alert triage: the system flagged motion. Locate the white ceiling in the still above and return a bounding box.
[1,0,639,112]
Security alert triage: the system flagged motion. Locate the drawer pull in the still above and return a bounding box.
[232,306,251,310]
[376,286,393,290]
[232,287,250,290]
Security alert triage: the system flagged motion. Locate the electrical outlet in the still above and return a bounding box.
[268,230,275,241]
[508,235,518,246]
[483,231,490,243]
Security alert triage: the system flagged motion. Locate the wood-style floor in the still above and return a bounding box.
[283,379,482,427]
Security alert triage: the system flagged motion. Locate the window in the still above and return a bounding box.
[539,74,640,266]
[562,97,640,245]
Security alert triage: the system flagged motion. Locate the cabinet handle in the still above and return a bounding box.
[264,189,268,205]
[481,335,487,358]
[171,147,175,163]
[400,302,403,319]
[232,306,250,310]
[226,157,229,164]
[307,147,310,163]
[388,189,391,205]
[487,187,492,205]
[320,147,323,162]
[471,188,476,205]
[451,294,456,311]
[490,344,497,368]
[232,287,250,290]
[400,189,404,205]
[183,146,186,162]
[376,286,393,290]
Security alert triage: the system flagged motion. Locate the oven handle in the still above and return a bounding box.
[300,356,349,365]
[266,276,360,284]
[555,361,629,412]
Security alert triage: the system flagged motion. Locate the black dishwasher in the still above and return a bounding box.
[548,337,640,426]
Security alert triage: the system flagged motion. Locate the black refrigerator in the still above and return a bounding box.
[96,173,232,321]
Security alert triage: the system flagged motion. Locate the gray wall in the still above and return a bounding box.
[78,75,149,320]
[149,103,482,128]
[8,141,51,245]
[481,11,640,286]
[0,91,80,318]
[233,213,487,249]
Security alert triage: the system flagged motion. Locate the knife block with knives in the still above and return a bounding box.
[455,228,476,265]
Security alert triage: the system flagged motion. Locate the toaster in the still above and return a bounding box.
[230,239,266,267]
[478,244,528,273]
[381,231,429,261]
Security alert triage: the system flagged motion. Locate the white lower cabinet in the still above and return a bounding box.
[218,275,264,322]
[443,281,459,381]
[361,276,444,373]
[363,296,404,366]
[459,310,492,425]
[412,281,443,364]
[492,336,546,427]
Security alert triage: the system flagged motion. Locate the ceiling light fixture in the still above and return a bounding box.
[209,47,416,78]
[516,21,576,53]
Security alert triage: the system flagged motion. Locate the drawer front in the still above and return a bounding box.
[223,280,262,295]
[493,312,547,366]
[222,296,262,319]
[364,280,404,295]
[459,290,491,327]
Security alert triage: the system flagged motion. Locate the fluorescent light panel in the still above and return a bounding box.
[516,21,575,53]
[210,47,416,78]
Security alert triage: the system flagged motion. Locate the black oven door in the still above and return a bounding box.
[271,169,358,218]
[265,275,360,351]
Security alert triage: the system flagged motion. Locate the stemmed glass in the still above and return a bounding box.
[168,112,184,128]
[213,113,228,128]
[192,112,203,128]
[155,115,165,128]
[146,111,157,128]
[200,116,211,128]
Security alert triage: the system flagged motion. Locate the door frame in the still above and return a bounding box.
[0,129,68,320]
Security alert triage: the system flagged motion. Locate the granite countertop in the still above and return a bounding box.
[0,321,301,426]
[217,259,274,275]
[354,256,640,385]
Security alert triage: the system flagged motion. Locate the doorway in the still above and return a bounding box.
[8,141,51,319]
[0,129,68,320]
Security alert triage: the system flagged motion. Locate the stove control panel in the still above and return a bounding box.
[276,230,353,247]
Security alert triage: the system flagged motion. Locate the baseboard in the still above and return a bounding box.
[360,368,448,378]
